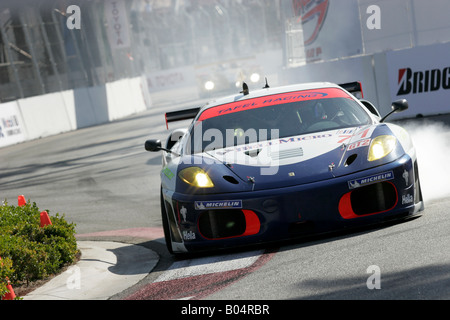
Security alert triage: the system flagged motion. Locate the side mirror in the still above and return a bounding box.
[380,99,409,122]
[145,139,162,152]
[145,139,181,156]
[392,99,409,113]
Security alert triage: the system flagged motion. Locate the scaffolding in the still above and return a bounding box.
[0,1,120,102]
[0,0,285,103]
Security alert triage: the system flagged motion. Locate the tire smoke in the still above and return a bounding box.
[403,121,450,202]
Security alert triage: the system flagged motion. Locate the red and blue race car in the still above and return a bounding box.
[145,81,424,254]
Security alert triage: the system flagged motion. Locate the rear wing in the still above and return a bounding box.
[339,81,363,99]
[165,107,200,129]
[340,82,382,117]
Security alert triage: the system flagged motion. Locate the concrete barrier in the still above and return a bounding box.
[284,43,450,119]
[18,91,74,140]
[0,101,26,148]
[0,76,151,148]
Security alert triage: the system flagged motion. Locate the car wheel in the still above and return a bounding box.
[414,161,424,208]
[160,189,174,254]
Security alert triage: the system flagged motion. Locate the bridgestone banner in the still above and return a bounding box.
[386,42,450,118]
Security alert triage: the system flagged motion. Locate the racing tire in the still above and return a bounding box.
[415,161,425,211]
[160,189,174,254]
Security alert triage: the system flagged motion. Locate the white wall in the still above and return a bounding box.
[0,101,26,148]
[385,42,450,119]
[358,0,450,54]
[0,76,151,148]
[284,41,450,120]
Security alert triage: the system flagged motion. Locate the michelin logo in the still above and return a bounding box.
[348,171,394,189]
[195,200,242,210]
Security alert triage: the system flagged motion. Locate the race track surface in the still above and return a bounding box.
[1,101,449,300]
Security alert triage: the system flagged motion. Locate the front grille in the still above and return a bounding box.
[288,221,315,235]
[350,182,397,215]
[198,210,247,239]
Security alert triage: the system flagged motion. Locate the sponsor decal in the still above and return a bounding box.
[347,138,371,151]
[216,132,333,155]
[1,114,21,137]
[162,167,175,180]
[182,230,196,240]
[397,67,450,96]
[197,88,350,121]
[348,171,394,189]
[402,194,414,205]
[402,170,409,186]
[105,0,131,49]
[337,126,375,144]
[0,102,25,147]
[180,206,187,222]
[195,200,243,210]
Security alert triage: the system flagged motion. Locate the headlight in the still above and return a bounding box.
[250,73,260,83]
[368,135,397,161]
[178,167,214,188]
[204,81,215,91]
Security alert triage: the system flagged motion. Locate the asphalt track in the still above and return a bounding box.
[1,99,450,301]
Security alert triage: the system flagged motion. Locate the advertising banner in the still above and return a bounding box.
[147,66,197,93]
[0,101,25,148]
[105,0,131,49]
[386,42,450,118]
[292,0,363,63]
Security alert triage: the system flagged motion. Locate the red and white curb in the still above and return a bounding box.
[77,227,277,300]
[76,227,165,240]
[125,249,276,300]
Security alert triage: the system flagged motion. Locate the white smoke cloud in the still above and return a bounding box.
[403,121,450,202]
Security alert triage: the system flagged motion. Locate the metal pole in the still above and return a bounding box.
[50,9,68,68]
[36,12,63,91]
[67,24,89,86]
[0,20,24,99]
[19,12,46,95]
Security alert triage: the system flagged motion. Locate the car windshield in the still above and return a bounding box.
[187,89,372,154]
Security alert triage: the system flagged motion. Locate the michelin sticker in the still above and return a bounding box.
[195,200,243,210]
[348,171,394,189]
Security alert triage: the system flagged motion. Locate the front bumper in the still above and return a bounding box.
[163,154,423,253]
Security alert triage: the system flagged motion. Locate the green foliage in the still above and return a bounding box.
[0,255,14,297]
[0,200,78,295]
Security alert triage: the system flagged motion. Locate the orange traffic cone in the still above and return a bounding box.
[1,257,16,300]
[40,211,52,228]
[2,280,16,300]
[18,195,26,207]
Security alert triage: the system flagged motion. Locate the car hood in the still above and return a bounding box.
[204,125,392,191]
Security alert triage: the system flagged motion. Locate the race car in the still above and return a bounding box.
[145,81,424,254]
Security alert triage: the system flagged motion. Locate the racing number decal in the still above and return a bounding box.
[347,138,371,151]
[338,127,375,148]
